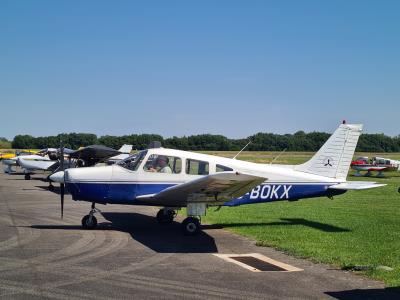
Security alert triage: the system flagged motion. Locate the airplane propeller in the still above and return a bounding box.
[59,141,65,218]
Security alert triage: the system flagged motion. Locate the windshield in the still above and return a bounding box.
[118,150,147,171]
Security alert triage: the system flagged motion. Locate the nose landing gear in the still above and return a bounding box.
[82,202,101,229]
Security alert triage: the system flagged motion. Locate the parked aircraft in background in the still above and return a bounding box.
[48,144,133,187]
[18,148,74,180]
[0,153,16,160]
[351,156,400,177]
[7,144,132,181]
[69,144,132,167]
[3,156,20,173]
[3,149,49,175]
[0,149,38,161]
[106,144,133,165]
[50,123,385,235]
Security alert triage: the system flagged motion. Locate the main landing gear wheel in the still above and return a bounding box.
[156,209,175,224]
[182,217,201,236]
[24,174,31,180]
[82,215,97,229]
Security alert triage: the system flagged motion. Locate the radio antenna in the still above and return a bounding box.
[270,148,287,165]
[233,141,251,160]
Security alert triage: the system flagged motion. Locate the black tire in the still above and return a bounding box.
[182,217,201,236]
[48,184,55,191]
[156,209,174,224]
[24,174,31,180]
[81,215,97,229]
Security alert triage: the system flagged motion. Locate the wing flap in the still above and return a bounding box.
[328,181,386,190]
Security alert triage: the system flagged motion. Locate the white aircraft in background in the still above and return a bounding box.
[3,155,25,174]
[68,144,133,167]
[16,144,133,180]
[17,148,74,180]
[105,144,133,165]
[51,123,385,235]
[3,148,57,179]
[2,150,42,173]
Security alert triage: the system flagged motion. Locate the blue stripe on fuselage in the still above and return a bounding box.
[66,182,345,206]
[223,183,345,206]
[66,182,175,204]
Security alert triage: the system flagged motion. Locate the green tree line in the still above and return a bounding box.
[6,131,400,152]
[0,137,12,149]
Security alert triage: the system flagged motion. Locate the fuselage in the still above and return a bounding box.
[65,148,346,207]
[2,157,19,166]
[18,155,57,173]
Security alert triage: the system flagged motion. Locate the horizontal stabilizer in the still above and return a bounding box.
[328,181,386,190]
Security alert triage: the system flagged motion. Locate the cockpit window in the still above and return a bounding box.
[118,150,147,171]
[143,154,182,174]
[216,164,233,172]
[186,159,209,175]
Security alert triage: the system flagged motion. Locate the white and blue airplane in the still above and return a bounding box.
[51,123,385,235]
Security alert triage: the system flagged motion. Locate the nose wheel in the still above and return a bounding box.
[82,215,97,229]
[24,174,31,180]
[81,202,100,230]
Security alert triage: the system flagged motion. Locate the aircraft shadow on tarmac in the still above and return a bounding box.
[6,176,47,181]
[29,212,218,254]
[36,185,65,195]
[325,287,400,300]
[212,218,350,233]
[4,172,26,176]
[6,177,41,181]
[101,212,218,253]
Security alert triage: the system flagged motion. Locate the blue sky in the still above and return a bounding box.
[1,0,399,140]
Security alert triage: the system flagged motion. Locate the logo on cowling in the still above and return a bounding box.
[323,157,333,167]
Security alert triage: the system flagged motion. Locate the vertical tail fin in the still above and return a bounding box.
[118,144,133,153]
[295,124,363,179]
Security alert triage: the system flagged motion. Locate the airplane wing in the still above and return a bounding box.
[328,181,386,190]
[61,148,75,155]
[136,172,267,206]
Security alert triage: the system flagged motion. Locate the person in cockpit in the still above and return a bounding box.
[149,156,172,173]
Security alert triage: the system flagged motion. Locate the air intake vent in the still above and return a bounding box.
[214,253,302,272]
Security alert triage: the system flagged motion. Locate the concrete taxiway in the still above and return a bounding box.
[0,171,398,299]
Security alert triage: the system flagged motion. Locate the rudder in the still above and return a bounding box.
[295,124,362,179]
